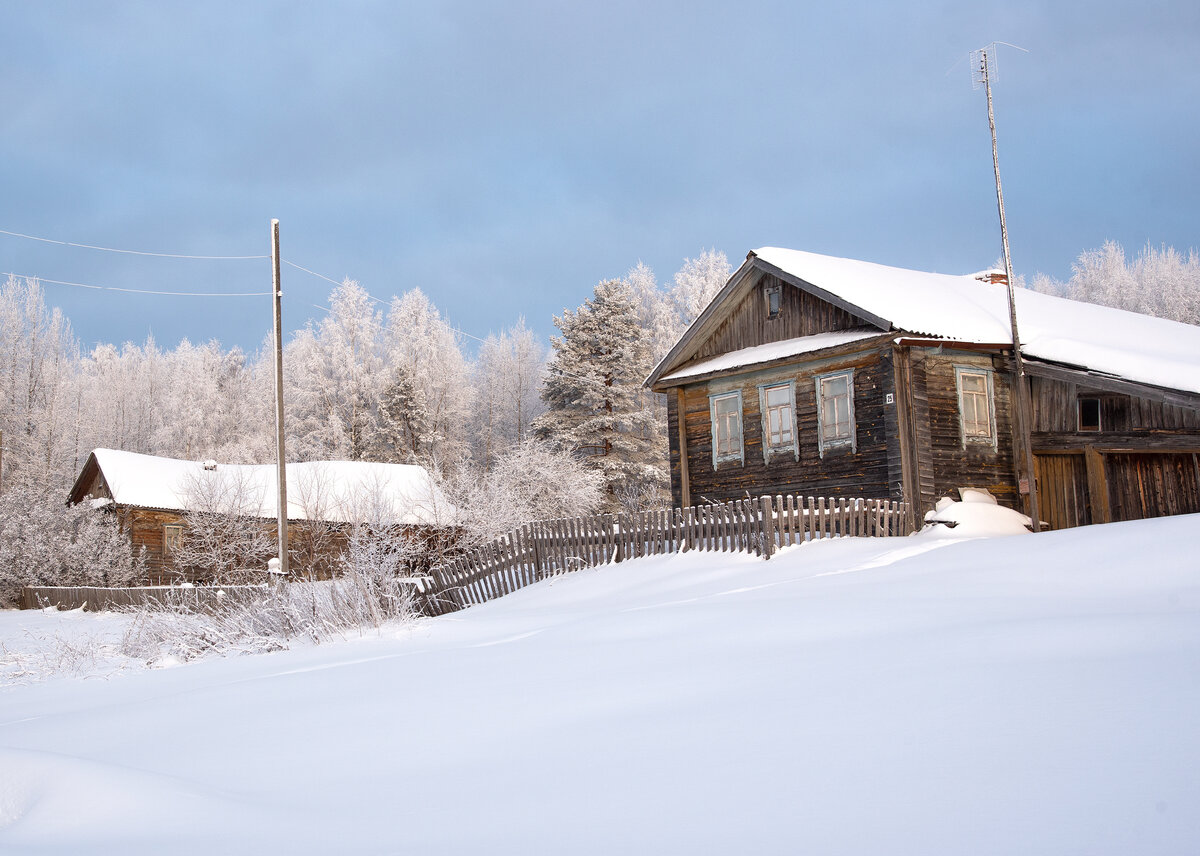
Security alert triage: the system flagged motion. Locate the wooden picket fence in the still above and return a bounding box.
[420,495,910,616]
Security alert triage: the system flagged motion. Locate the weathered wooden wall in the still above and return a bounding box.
[669,345,899,507]
[1032,375,1200,434]
[918,351,1019,510]
[689,273,874,364]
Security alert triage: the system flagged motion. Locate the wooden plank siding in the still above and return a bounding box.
[1106,452,1200,522]
[672,345,900,507]
[919,351,1019,511]
[689,273,876,365]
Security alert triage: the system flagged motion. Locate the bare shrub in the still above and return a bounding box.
[173,468,275,584]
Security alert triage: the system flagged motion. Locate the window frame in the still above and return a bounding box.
[757,381,798,463]
[815,369,856,456]
[954,365,997,448]
[163,523,184,555]
[1078,397,1101,432]
[765,284,782,320]
[708,390,744,468]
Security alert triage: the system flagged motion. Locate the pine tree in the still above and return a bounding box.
[533,279,667,508]
[376,364,430,461]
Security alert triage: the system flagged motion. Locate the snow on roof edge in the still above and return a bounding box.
[83,449,455,526]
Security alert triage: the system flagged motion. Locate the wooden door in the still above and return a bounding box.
[1033,453,1092,530]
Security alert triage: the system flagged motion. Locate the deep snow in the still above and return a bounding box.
[2,514,1199,854]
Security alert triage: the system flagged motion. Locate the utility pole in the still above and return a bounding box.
[975,44,1041,532]
[271,219,290,573]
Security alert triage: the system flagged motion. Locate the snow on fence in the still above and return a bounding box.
[421,495,910,616]
[18,584,269,612]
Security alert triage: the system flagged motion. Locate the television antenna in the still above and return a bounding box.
[971,41,1041,533]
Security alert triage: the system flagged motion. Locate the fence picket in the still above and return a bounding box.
[416,493,914,617]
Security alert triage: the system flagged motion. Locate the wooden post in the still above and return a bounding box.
[270,220,289,577]
[980,48,1041,533]
[1084,446,1112,525]
[675,388,691,509]
[760,495,774,559]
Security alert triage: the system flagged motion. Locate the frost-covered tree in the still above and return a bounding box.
[0,276,82,489]
[533,279,667,508]
[470,318,546,470]
[285,280,386,461]
[384,288,473,467]
[0,484,143,606]
[669,248,730,331]
[1030,241,1200,326]
[376,364,430,462]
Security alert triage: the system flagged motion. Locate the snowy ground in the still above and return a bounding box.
[2,514,1198,854]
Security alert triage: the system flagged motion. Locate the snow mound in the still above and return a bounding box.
[920,494,1032,538]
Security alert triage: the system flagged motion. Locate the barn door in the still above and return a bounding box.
[1033,453,1092,530]
[1104,452,1200,522]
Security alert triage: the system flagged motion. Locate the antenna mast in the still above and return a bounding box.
[972,43,1041,532]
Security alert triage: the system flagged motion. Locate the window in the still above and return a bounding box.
[163,524,183,555]
[816,370,855,455]
[758,382,798,461]
[765,285,782,319]
[709,391,744,466]
[1078,398,1101,432]
[955,367,996,447]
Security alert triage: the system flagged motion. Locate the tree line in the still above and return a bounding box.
[2,239,1195,602]
[0,249,729,601]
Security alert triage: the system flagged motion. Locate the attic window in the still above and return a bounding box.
[765,285,782,320]
[1079,398,1101,432]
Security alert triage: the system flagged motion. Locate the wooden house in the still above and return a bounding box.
[67,449,456,583]
[646,248,1200,531]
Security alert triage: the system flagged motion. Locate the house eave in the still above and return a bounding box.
[651,331,895,390]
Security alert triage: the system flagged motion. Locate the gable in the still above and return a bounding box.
[649,258,888,387]
[692,272,879,363]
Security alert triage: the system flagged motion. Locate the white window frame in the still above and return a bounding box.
[758,381,798,463]
[709,390,744,467]
[955,366,997,448]
[816,369,856,456]
[163,524,184,555]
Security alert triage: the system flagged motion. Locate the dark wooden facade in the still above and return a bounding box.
[650,258,1200,531]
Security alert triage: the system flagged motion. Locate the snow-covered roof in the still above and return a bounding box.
[81,449,454,526]
[660,329,882,382]
[751,247,1200,395]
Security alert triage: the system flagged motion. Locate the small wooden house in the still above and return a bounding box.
[646,248,1200,530]
[68,449,455,583]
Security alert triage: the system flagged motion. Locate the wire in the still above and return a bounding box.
[282,259,344,287]
[0,228,267,260]
[3,272,272,297]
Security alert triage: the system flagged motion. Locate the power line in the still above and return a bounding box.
[3,272,272,297]
[282,259,344,287]
[0,227,267,260]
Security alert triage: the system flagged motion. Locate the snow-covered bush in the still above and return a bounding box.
[446,440,605,546]
[0,483,143,607]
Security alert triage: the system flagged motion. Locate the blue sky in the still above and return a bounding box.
[2,1,1196,354]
